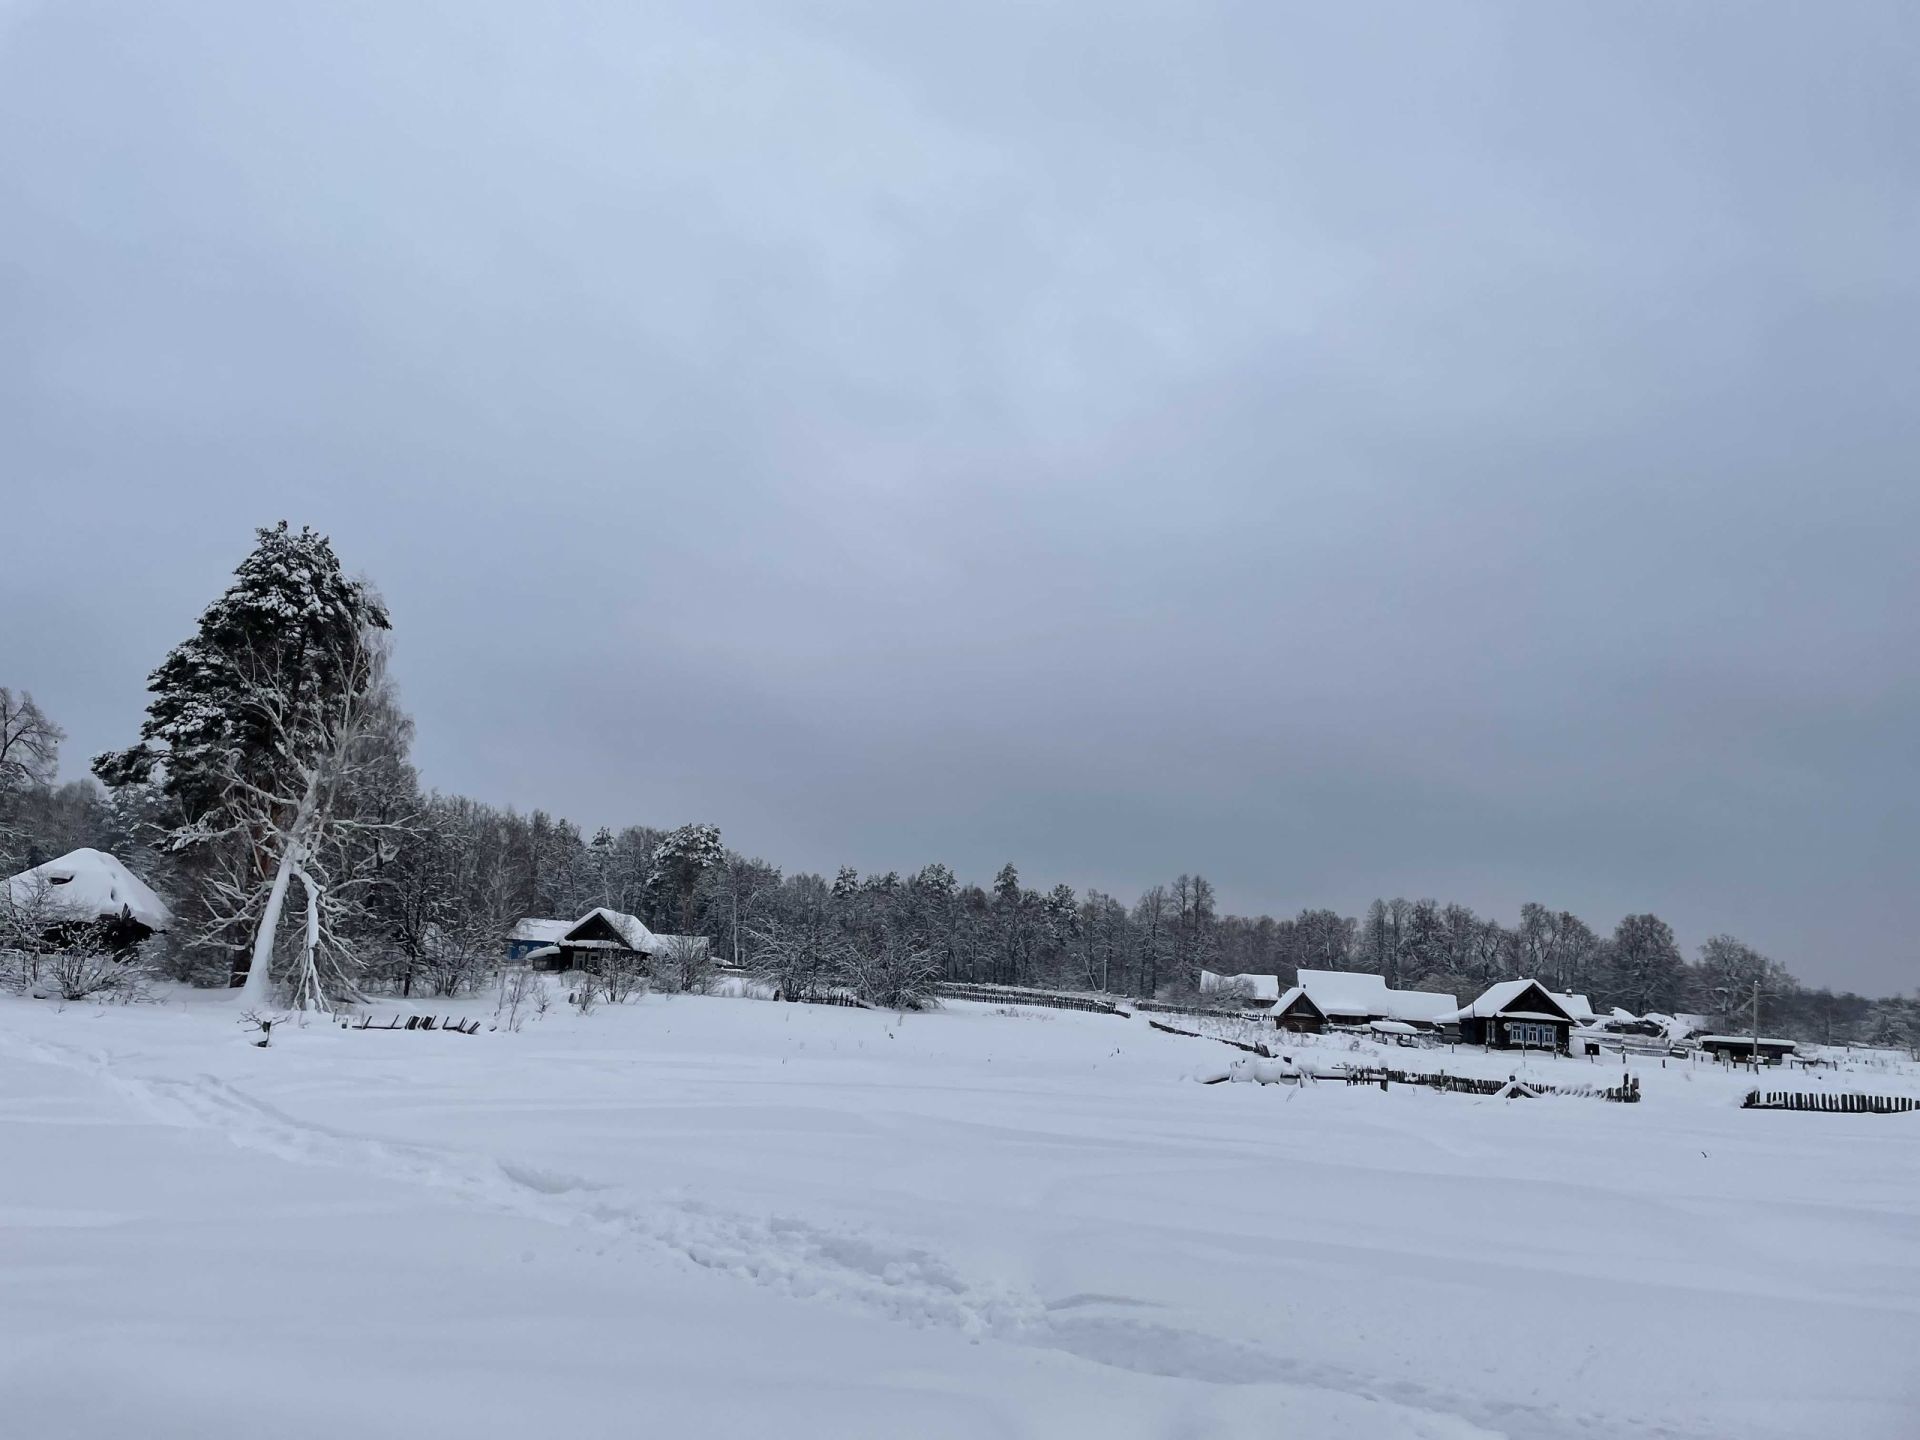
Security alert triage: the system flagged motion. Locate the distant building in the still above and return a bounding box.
[1452,980,1575,1053]
[1270,970,1459,1036]
[506,918,571,962]
[1697,1035,1797,1066]
[506,907,707,973]
[1,848,171,951]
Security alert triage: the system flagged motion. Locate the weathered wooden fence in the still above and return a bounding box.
[1342,1065,1640,1103]
[1145,1017,1273,1055]
[1131,997,1271,1023]
[933,982,1125,1016]
[348,1014,482,1035]
[1742,1090,1917,1114]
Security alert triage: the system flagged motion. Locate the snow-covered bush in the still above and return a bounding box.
[651,935,713,996]
[843,931,939,1012]
[496,969,550,1032]
[44,940,154,1003]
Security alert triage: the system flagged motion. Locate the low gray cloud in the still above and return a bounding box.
[3,1,1914,990]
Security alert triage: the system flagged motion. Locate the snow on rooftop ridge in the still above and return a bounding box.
[565,907,657,951]
[1453,978,1573,1023]
[509,917,572,944]
[1550,991,1596,1023]
[1278,969,1458,1024]
[2,848,171,931]
[565,907,700,954]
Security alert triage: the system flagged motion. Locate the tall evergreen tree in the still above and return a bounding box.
[94,523,399,1007]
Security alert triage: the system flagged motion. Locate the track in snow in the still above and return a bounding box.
[2,1027,1719,1440]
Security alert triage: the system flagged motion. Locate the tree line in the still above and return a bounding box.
[1,523,1913,1047]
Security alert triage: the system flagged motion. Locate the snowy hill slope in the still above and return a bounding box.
[2,992,1916,1439]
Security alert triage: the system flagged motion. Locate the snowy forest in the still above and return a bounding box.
[2,523,1913,1048]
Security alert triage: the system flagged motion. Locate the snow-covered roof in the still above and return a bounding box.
[1550,991,1596,1023]
[1697,1034,1797,1049]
[564,907,657,952]
[1452,979,1573,1023]
[2,849,170,932]
[509,917,571,944]
[1200,970,1281,1002]
[1277,970,1458,1025]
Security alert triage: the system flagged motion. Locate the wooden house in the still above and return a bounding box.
[1270,970,1459,1036]
[1453,980,1576,1053]
[506,907,708,973]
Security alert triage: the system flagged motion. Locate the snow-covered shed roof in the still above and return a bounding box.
[509,917,571,945]
[1377,986,1460,1025]
[2,849,170,931]
[1369,1019,1419,1036]
[1200,970,1281,1002]
[1453,979,1574,1024]
[1550,991,1596,1023]
[1277,970,1458,1025]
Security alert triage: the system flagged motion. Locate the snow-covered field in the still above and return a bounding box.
[4,990,1917,1440]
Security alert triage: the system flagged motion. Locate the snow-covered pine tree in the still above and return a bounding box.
[648,822,724,932]
[93,522,401,1009]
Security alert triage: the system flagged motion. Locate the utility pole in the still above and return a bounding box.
[1751,978,1762,1074]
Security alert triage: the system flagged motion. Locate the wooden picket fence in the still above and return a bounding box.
[348,1013,482,1035]
[1743,1089,1917,1115]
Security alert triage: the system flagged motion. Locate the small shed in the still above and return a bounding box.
[1271,986,1329,1033]
[1697,1035,1797,1066]
[1452,980,1576,1053]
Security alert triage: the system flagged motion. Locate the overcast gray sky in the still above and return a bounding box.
[3,2,1915,993]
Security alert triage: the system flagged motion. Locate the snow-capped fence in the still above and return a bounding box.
[1742,1090,1917,1115]
[932,982,1125,1016]
[1145,1017,1272,1055]
[803,992,874,1010]
[1340,1066,1641,1102]
[1131,997,1271,1022]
